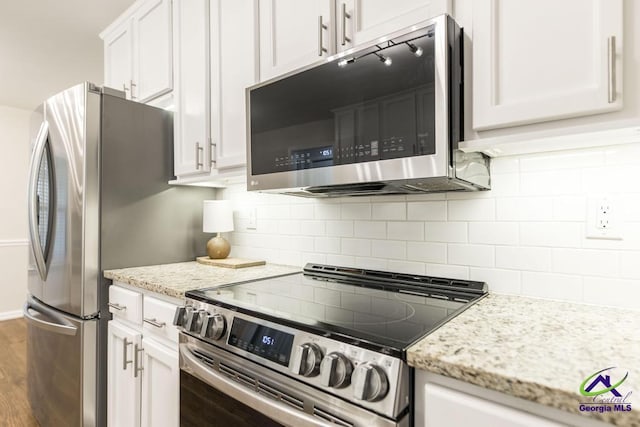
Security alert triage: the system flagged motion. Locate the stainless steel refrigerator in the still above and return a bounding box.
[25,82,214,426]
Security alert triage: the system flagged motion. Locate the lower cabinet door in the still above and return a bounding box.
[141,337,179,427]
[107,321,142,427]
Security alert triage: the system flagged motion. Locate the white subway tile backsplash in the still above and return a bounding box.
[520,170,581,196]
[495,246,551,271]
[387,260,426,275]
[620,252,640,279]
[468,222,519,245]
[552,196,586,221]
[290,204,315,219]
[521,272,583,302]
[496,197,553,221]
[314,237,341,254]
[299,220,326,236]
[583,277,640,310]
[341,203,371,220]
[314,203,341,220]
[355,257,389,271]
[448,199,495,221]
[302,252,327,265]
[552,248,619,277]
[371,240,407,260]
[387,222,424,241]
[490,157,519,174]
[520,222,582,248]
[406,242,447,263]
[326,220,354,237]
[425,222,467,243]
[407,201,447,221]
[326,254,356,266]
[354,221,386,239]
[341,238,372,256]
[425,263,469,279]
[372,203,406,220]
[469,268,521,294]
[448,244,494,267]
[278,219,301,235]
[520,150,604,172]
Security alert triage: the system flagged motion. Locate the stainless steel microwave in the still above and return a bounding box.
[246,14,490,197]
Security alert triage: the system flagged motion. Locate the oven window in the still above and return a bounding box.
[180,371,283,427]
[250,25,436,176]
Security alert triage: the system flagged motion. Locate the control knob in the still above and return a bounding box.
[352,362,389,402]
[290,343,323,377]
[185,309,207,333]
[319,352,353,388]
[200,313,226,340]
[172,306,193,328]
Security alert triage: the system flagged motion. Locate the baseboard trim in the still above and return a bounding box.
[0,310,23,321]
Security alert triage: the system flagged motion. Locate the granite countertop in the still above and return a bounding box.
[104,261,301,299]
[407,294,640,426]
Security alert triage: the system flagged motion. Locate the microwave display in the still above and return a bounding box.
[250,25,437,176]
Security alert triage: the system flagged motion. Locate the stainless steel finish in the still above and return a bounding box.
[186,309,206,333]
[180,300,409,419]
[23,297,78,337]
[180,334,407,427]
[352,363,389,402]
[341,3,351,46]
[245,15,488,196]
[608,36,616,103]
[291,343,323,377]
[27,121,50,281]
[318,16,328,56]
[173,306,191,327]
[143,317,167,328]
[108,302,126,311]
[26,295,98,426]
[200,313,225,340]
[134,344,144,377]
[209,137,217,166]
[130,79,137,99]
[123,337,133,370]
[320,352,352,388]
[195,142,203,169]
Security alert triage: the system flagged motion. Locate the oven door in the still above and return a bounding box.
[179,333,407,427]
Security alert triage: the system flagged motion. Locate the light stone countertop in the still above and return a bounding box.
[407,294,640,427]
[104,261,301,299]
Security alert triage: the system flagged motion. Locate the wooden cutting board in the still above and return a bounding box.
[196,257,266,269]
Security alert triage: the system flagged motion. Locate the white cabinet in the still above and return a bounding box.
[107,284,180,427]
[172,0,211,176]
[101,0,173,102]
[338,0,450,51]
[472,0,623,131]
[259,0,334,81]
[107,321,142,427]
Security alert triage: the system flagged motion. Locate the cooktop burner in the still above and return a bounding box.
[186,264,488,357]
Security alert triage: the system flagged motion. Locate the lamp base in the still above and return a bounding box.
[206,235,231,259]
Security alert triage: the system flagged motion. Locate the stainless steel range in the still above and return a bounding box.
[174,264,488,426]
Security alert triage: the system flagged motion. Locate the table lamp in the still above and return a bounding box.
[203,200,234,259]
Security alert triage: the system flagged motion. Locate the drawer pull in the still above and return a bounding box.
[108,302,126,311]
[143,318,166,328]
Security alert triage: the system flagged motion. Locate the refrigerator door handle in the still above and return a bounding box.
[23,297,78,336]
[27,121,51,281]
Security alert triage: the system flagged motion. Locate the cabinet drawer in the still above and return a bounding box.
[142,296,179,343]
[109,285,143,325]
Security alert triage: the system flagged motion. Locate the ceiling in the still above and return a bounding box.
[0,0,135,110]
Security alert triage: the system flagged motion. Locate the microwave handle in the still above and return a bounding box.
[180,344,327,427]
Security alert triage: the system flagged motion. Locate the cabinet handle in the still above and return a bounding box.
[607,36,616,103]
[195,142,203,169]
[122,83,130,95]
[108,302,126,311]
[143,317,166,328]
[341,3,351,46]
[318,16,328,56]
[123,337,133,371]
[130,80,137,100]
[134,344,144,378]
[210,138,217,166]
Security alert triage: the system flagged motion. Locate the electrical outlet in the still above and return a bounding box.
[247,207,257,230]
[586,197,622,240]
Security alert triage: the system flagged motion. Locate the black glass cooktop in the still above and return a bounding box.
[186,264,487,358]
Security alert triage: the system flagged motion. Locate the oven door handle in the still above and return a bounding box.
[180,344,328,427]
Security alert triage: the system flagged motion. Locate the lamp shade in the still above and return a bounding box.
[203,200,234,233]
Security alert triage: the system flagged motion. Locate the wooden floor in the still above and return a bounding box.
[0,319,39,427]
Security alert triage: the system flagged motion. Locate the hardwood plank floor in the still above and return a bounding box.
[0,319,39,427]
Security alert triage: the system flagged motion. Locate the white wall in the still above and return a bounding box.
[0,105,32,318]
[219,142,640,311]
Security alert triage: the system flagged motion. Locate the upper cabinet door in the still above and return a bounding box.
[133,0,173,102]
[337,0,451,51]
[259,0,334,81]
[472,0,623,131]
[104,20,134,98]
